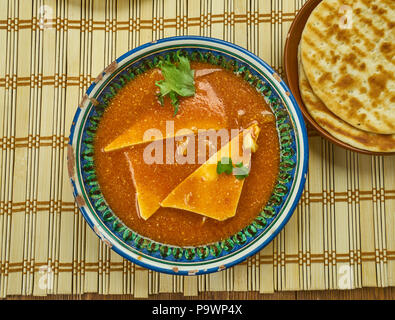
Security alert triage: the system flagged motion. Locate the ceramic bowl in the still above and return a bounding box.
[68,36,308,275]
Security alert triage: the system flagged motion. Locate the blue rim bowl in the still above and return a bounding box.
[67,36,309,276]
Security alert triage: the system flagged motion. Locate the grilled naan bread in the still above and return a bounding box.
[300,0,395,134]
[298,47,395,152]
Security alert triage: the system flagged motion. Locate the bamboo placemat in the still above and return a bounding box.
[1,0,394,298]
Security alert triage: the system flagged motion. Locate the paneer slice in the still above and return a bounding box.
[123,131,229,220]
[124,135,201,220]
[160,123,260,221]
[104,119,222,152]
[104,77,228,152]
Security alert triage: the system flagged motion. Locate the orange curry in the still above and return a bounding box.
[94,62,280,246]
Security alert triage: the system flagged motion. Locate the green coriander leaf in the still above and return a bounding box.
[155,51,195,115]
[233,163,250,180]
[235,162,243,168]
[169,91,179,116]
[217,158,250,180]
[217,157,233,175]
[157,92,164,106]
[156,79,172,97]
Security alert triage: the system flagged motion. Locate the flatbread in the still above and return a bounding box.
[160,124,260,221]
[300,0,395,134]
[298,46,395,153]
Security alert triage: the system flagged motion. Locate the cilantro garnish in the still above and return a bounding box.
[155,51,195,115]
[234,162,250,180]
[217,157,234,175]
[216,157,250,180]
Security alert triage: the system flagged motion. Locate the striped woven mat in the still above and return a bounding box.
[1,0,394,298]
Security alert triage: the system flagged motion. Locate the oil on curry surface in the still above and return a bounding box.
[94,60,279,246]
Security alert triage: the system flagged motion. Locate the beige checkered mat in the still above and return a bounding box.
[0,0,394,298]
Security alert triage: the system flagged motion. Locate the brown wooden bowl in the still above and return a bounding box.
[283,0,395,155]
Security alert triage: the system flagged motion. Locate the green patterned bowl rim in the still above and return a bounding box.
[67,36,309,275]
